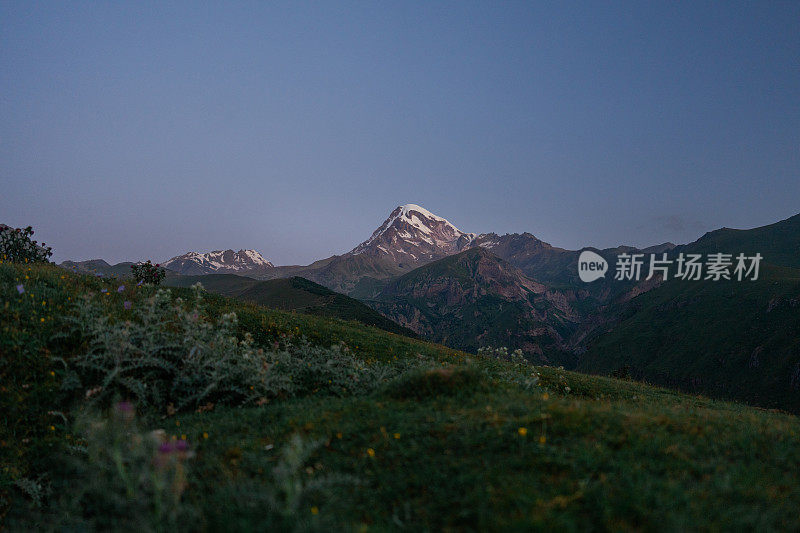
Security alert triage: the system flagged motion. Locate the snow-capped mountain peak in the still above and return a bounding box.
[163,249,274,275]
[350,204,476,262]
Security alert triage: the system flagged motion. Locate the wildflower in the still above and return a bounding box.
[518,427,528,436]
[542,393,549,401]
[158,442,174,454]
[49,371,55,377]
[175,440,188,452]
[123,300,132,310]
[539,435,546,444]
[40,318,45,323]
[367,448,375,458]
[16,284,24,294]
[311,506,319,515]
[203,432,209,439]
[336,432,343,439]
[393,433,401,439]
[137,279,144,286]
[100,288,107,293]
[117,285,125,292]
[49,425,55,431]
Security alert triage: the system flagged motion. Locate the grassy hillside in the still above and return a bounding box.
[579,213,800,413]
[3,262,800,530]
[165,274,416,337]
[679,212,800,269]
[60,259,136,278]
[580,264,800,412]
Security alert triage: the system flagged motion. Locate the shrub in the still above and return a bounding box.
[477,346,528,364]
[65,285,416,413]
[478,346,541,391]
[0,225,52,263]
[131,260,166,285]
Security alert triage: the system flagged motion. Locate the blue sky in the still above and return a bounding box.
[2,1,798,264]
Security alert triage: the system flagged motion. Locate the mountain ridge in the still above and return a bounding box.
[163,249,274,275]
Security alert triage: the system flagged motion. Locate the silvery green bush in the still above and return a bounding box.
[65,284,410,413]
[478,346,541,391]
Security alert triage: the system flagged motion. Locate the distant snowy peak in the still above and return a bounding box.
[351,204,476,262]
[163,249,274,275]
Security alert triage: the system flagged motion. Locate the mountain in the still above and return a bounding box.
[164,273,416,337]
[351,204,476,264]
[162,249,274,275]
[60,259,136,278]
[471,232,576,286]
[256,204,479,295]
[677,212,800,269]
[368,247,582,363]
[579,212,800,411]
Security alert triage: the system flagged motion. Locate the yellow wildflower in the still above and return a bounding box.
[311,506,319,515]
[518,427,528,436]
[367,448,375,458]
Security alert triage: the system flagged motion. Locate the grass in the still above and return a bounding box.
[2,261,800,530]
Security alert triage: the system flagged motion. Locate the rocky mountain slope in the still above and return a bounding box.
[368,247,583,364]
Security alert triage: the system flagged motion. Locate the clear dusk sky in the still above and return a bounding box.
[2,1,798,265]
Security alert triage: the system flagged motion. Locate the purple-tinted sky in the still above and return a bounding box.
[2,1,798,265]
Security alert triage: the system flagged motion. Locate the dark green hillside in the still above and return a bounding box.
[580,213,800,413]
[60,259,135,278]
[165,272,260,296]
[3,262,800,530]
[166,274,416,337]
[580,263,800,412]
[681,212,800,268]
